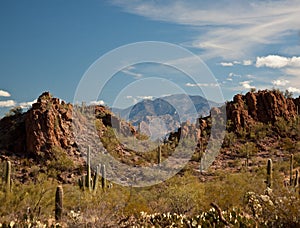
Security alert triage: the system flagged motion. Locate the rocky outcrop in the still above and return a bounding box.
[95,105,136,137]
[24,92,75,157]
[0,92,78,158]
[0,92,136,160]
[227,90,297,130]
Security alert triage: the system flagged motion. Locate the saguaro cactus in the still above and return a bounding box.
[290,154,294,186]
[266,159,273,188]
[199,158,203,174]
[245,151,249,169]
[4,160,11,192]
[86,146,91,191]
[78,176,83,190]
[93,165,100,193]
[157,145,162,165]
[101,164,106,190]
[294,169,299,188]
[78,175,86,191]
[118,118,122,134]
[55,186,63,221]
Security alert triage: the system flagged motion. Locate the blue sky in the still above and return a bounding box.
[1,0,300,116]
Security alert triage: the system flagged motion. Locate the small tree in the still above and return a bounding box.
[6,106,23,117]
[239,142,258,168]
[284,89,293,99]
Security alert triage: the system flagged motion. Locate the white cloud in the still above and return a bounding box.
[239,81,254,89]
[228,72,241,78]
[256,55,300,68]
[0,90,11,97]
[185,82,218,87]
[126,95,154,100]
[220,60,252,67]
[19,99,37,109]
[226,72,241,82]
[220,62,233,67]
[287,87,300,93]
[272,79,290,86]
[90,100,105,105]
[0,100,16,107]
[125,95,154,104]
[137,96,153,100]
[243,60,252,66]
[121,67,143,78]
[112,0,300,59]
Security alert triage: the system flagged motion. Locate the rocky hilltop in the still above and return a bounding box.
[0,92,132,161]
[0,92,75,158]
[227,90,299,130]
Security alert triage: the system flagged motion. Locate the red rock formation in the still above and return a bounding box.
[227,90,297,130]
[25,92,74,157]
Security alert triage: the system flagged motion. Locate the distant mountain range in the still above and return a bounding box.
[112,94,221,134]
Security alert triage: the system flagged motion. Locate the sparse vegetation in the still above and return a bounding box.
[1,89,300,226]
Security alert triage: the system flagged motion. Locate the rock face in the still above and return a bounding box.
[0,92,76,158]
[25,92,74,157]
[0,92,135,160]
[227,90,297,130]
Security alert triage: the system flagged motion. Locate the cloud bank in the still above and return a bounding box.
[112,0,300,59]
[0,100,16,108]
[256,55,300,68]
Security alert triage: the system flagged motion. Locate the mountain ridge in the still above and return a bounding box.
[112,94,221,132]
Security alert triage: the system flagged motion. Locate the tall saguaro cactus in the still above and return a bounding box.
[290,154,294,186]
[5,160,11,192]
[101,164,106,190]
[294,169,299,188]
[86,146,91,191]
[55,186,63,221]
[157,145,162,165]
[93,165,100,193]
[266,159,273,188]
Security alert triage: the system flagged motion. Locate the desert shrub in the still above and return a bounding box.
[280,137,295,154]
[223,131,236,148]
[122,188,151,216]
[204,171,265,210]
[238,142,258,159]
[248,122,269,140]
[47,146,75,173]
[0,177,57,222]
[274,117,291,137]
[161,177,205,215]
